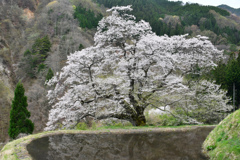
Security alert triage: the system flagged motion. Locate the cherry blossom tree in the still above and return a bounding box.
[152,80,232,125]
[188,80,232,123]
[45,6,225,130]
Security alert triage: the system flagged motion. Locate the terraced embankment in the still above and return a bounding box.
[0,126,214,160]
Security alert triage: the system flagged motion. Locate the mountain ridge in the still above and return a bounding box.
[218,4,240,16]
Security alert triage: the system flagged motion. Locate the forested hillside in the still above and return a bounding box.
[0,0,106,142]
[94,0,240,51]
[0,0,240,143]
[218,5,240,16]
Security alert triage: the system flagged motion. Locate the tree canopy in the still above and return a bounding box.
[74,4,103,29]
[212,52,240,108]
[45,6,230,130]
[22,35,52,78]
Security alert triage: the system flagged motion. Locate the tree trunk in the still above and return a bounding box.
[131,114,146,126]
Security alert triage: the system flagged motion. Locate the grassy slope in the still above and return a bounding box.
[203,109,240,160]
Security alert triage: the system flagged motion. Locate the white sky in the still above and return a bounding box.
[169,0,240,9]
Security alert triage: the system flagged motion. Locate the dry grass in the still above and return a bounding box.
[0,80,13,142]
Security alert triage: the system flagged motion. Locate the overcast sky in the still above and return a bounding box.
[169,0,240,9]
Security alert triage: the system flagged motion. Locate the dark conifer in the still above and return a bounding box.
[8,82,34,139]
[46,68,54,82]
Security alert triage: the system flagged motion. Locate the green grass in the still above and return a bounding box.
[13,153,20,160]
[208,137,240,160]
[0,146,4,151]
[75,122,88,130]
[203,109,240,160]
[94,124,210,130]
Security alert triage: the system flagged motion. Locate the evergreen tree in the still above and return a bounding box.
[8,82,34,139]
[74,5,103,29]
[32,35,51,62]
[78,44,84,51]
[225,57,240,109]
[46,68,54,82]
[23,49,32,56]
[22,35,52,78]
[212,51,240,109]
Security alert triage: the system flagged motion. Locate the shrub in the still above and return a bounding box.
[146,111,183,126]
[37,63,46,73]
[91,121,97,130]
[207,145,217,151]
[78,43,84,51]
[157,114,183,126]
[46,68,54,82]
[75,122,88,130]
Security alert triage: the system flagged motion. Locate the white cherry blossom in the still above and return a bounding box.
[45,6,228,130]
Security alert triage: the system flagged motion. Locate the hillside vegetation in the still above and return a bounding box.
[218,5,240,16]
[0,0,240,143]
[94,0,240,47]
[203,109,240,160]
[0,0,105,142]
